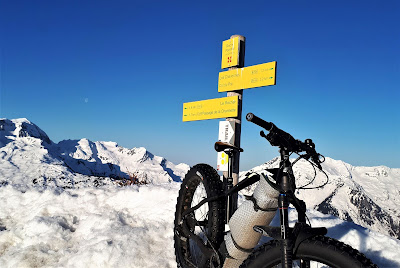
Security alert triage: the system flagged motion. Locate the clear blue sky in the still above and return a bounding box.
[1,0,399,170]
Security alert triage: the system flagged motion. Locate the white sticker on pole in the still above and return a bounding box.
[218,121,235,144]
[217,121,235,171]
[217,152,229,171]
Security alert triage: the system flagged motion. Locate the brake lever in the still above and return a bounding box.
[307,152,322,170]
[314,159,323,170]
[314,154,325,170]
[260,130,268,139]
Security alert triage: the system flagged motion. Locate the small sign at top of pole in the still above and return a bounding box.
[221,36,240,69]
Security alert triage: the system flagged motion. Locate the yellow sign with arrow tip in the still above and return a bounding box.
[218,61,276,92]
[182,96,239,122]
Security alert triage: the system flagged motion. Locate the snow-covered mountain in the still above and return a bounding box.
[1,118,400,267]
[0,118,189,191]
[2,118,399,241]
[241,157,400,240]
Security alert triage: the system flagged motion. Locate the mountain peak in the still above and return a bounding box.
[240,156,400,240]
[0,118,52,146]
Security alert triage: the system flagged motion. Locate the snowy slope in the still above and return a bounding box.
[241,157,400,240]
[0,118,189,190]
[1,183,400,267]
[0,184,182,267]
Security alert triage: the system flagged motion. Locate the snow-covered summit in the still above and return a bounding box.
[0,118,189,190]
[0,118,52,147]
[241,156,400,239]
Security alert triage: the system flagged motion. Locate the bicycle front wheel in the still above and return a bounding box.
[174,164,225,268]
[240,235,377,268]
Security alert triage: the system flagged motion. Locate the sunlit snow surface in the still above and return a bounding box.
[0,184,181,267]
[1,184,400,267]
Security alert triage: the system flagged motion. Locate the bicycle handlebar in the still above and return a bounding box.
[246,113,299,151]
[246,113,323,169]
[246,113,273,131]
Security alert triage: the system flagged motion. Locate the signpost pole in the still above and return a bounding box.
[183,34,277,218]
[224,35,245,216]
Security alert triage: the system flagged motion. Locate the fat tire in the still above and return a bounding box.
[174,164,225,268]
[240,235,377,268]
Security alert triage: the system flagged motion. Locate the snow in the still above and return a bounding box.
[0,119,190,190]
[0,184,181,268]
[1,183,400,267]
[280,209,400,267]
[1,118,400,267]
[241,156,400,240]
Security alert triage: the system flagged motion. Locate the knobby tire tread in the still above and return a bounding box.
[174,164,225,268]
[240,235,377,268]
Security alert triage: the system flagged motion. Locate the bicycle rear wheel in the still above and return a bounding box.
[240,235,377,268]
[174,164,225,268]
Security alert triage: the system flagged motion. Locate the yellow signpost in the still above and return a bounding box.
[182,96,238,122]
[218,61,276,92]
[221,36,240,69]
[181,35,277,221]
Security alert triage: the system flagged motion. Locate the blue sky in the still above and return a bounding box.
[1,0,399,170]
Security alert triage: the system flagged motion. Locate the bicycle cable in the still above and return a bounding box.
[294,154,317,189]
[189,207,222,267]
[297,158,329,190]
[305,213,312,226]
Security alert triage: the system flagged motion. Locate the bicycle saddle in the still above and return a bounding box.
[214,141,244,153]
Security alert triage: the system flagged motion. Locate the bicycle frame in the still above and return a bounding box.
[221,148,327,268]
[180,147,327,268]
[177,113,376,268]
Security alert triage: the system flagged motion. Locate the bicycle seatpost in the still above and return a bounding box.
[226,149,234,222]
[214,141,243,223]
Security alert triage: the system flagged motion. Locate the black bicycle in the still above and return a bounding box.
[174,113,377,268]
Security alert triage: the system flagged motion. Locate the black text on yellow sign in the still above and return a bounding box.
[221,37,240,69]
[182,96,239,122]
[218,61,276,92]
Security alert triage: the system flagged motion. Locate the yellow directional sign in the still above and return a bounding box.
[218,61,276,92]
[183,96,238,122]
[221,37,240,69]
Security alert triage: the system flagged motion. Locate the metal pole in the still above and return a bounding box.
[223,34,245,215]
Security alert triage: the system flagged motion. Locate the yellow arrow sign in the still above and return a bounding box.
[221,37,240,69]
[183,96,238,122]
[218,61,276,92]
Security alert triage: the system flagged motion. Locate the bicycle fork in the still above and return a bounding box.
[279,148,294,268]
[279,193,293,268]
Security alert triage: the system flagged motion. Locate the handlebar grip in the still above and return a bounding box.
[246,113,273,131]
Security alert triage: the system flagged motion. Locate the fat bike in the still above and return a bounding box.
[174,113,377,268]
